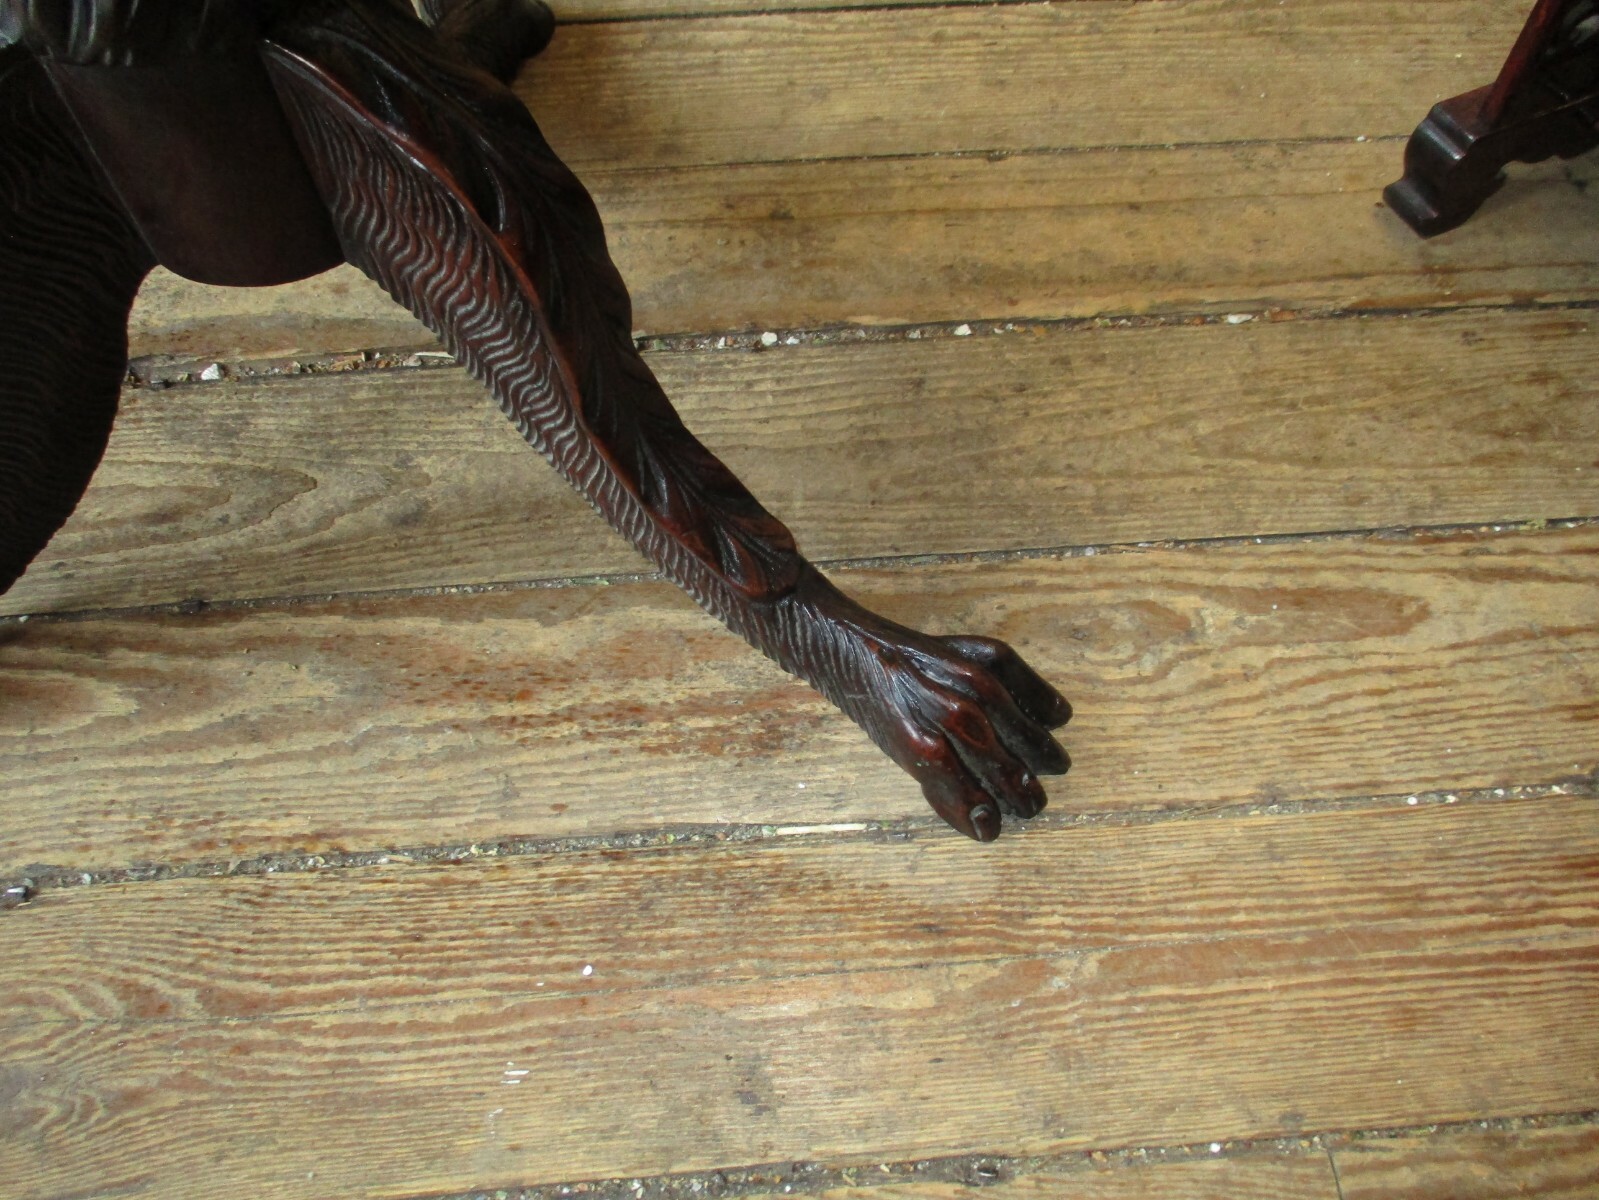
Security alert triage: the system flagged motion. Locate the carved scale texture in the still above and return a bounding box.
[0,47,153,594]
[261,0,955,767]
[264,0,800,602]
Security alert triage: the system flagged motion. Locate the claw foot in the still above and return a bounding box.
[884,633,1072,840]
[780,578,1073,842]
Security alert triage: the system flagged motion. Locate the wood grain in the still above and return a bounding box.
[3,893,1594,1196]
[129,262,427,366]
[16,306,1599,615]
[1332,1124,1599,1200]
[121,0,1589,365]
[126,139,1599,365]
[811,1151,1340,1200]
[4,526,1596,872]
[5,2,1595,1195]
[7,796,1594,1024]
[32,793,1588,1196]
[518,2,1522,171]
[558,145,1599,332]
[547,0,1142,21]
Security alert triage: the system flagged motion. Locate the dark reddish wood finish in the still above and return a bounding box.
[0,0,1070,840]
[1386,0,1599,236]
[45,55,344,285]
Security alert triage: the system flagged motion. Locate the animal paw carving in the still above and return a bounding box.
[859,630,1072,841]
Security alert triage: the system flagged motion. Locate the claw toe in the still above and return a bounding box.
[992,770,1046,820]
[968,804,1001,841]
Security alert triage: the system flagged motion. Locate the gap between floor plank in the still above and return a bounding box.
[5,516,1595,627]
[122,296,1599,390]
[149,1109,1599,1200]
[5,777,1594,899]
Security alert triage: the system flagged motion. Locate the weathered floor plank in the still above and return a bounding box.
[813,1149,1341,1200]
[538,146,1599,332]
[7,797,1593,1025]
[4,913,1593,1196]
[1332,1123,1599,1200]
[8,792,1594,1196]
[16,307,1599,615]
[4,526,1595,873]
[123,0,1588,364]
[5,2,1593,1196]
[517,2,1518,171]
[126,141,1599,364]
[547,0,1156,21]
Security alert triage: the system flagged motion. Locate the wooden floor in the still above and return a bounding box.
[5,1,1599,1197]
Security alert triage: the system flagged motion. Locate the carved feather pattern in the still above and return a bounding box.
[261,3,1071,839]
[0,0,1065,838]
[0,47,153,593]
[263,0,801,609]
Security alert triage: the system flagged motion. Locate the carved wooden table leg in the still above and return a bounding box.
[0,0,1071,840]
[0,49,154,597]
[1386,0,1599,236]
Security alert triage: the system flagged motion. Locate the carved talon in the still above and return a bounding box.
[767,574,1072,840]
[883,633,1071,840]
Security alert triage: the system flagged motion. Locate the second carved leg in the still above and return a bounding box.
[1386,0,1599,236]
